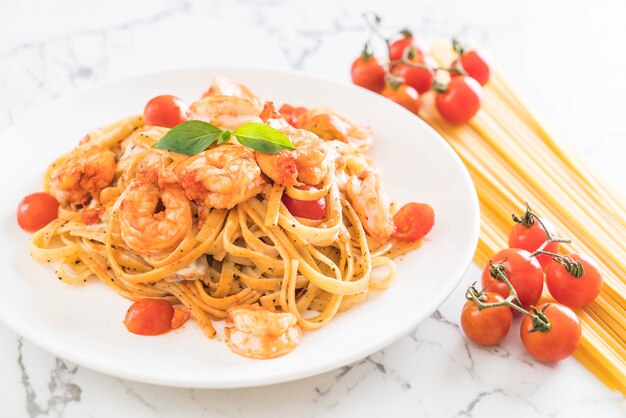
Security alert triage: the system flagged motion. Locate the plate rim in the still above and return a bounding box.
[0,66,480,388]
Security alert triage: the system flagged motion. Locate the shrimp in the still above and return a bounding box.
[300,107,372,150]
[174,145,265,209]
[326,140,370,191]
[117,127,170,187]
[201,76,256,98]
[345,169,396,242]
[224,305,302,359]
[256,121,331,187]
[190,95,266,130]
[118,167,192,257]
[49,145,116,206]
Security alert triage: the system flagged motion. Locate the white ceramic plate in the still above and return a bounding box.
[0,68,479,388]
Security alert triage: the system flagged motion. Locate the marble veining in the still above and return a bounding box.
[1,1,625,417]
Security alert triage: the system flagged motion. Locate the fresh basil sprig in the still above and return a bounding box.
[153,120,294,155]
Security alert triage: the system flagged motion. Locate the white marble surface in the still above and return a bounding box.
[1,0,625,417]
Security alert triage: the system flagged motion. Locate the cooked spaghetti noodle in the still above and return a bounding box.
[29,78,426,356]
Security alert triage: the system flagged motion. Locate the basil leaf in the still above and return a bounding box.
[217,129,232,144]
[153,120,223,155]
[234,122,295,154]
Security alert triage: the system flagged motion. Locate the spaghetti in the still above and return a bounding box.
[428,41,626,394]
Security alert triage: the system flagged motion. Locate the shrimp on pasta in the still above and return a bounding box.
[48,145,116,206]
[256,122,331,187]
[118,166,192,257]
[174,145,266,209]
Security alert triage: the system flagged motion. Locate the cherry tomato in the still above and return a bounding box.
[170,306,191,329]
[481,248,543,309]
[381,83,420,114]
[282,186,326,220]
[389,32,414,61]
[143,95,191,128]
[124,298,174,336]
[17,192,60,233]
[393,202,434,241]
[394,55,437,94]
[452,50,490,86]
[509,217,559,269]
[546,254,602,308]
[278,104,307,128]
[520,303,581,362]
[461,292,513,346]
[351,55,386,93]
[435,76,482,124]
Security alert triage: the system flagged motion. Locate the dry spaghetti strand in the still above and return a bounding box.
[427,41,626,395]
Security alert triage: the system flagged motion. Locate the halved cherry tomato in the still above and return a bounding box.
[452,50,490,86]
[17,192,60,233]
[509,216,559,269]
[393,202,434,241]
[351,55,386,93]
[546,254,602,308]
[461,292,513,346]
[278,104,307,128]
[381,83,420,114]
[481,248,543,309]
[171,306,191,329]
[394,54,436,94]
[435,76,482,124]
[282,186,326,220]
[143,95,191,128]
[520,303,581,362]
[124,298,174,336]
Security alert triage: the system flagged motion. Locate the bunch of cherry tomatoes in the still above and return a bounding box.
[461,205,603,362]
[350,15,489,124]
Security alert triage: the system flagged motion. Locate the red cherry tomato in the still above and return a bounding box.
[124,298,174,336]
[452,50,490,86]
[509,217,559,269]
[17,192,60,233]
[278,104,307,128]
[143,95,191,128]
[435,76,482,124]
[351,55,386,93]
[520,303,581,362]
[461,292,513,346]
[170,306,191,329]
[282,186,326,220]
[481,248,543,309]
[381,83,420,114]
[389,34,414,61]
[394,55,437,94]
[546,254,602,308]
[393,203,434,241]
